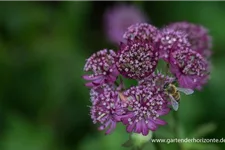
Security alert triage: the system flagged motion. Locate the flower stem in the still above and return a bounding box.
[172,111,183,150]
[152,138,162,150]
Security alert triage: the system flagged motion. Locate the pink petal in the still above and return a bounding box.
[147,120,157,131]
[82,75,102,81]
[126,123,135,133]
[105,121,116,135]
[135,121,142,133]
[141,120,149,136]
[152,119,167,125]
[92,77,105,85]
[111,68,119,77]
[85,82,95,87]
[157,108,170,116]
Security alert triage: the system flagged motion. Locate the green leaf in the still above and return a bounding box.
[188,123,217,138]
[122,138,134,148]
[184,143,220,150]
[77,123,128,150]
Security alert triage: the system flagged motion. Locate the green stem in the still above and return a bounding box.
[151,134,162,150]
[153,140,162,150]
[172,111,183,150]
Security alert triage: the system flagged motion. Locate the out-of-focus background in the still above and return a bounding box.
[0,1,225,150]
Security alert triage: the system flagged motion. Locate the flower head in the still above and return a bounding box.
[83,49,119,87]
[139,71,175,90]
[167,22,212,58]
[83,19,212,138]
[169,48,210,90]
[123,23,158,43]
[104,4,148,44]
[116,39,159,80]
[121,85,170,136]
[90,84,127,134]
[157,27,190,60]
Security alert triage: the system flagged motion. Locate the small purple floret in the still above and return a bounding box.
[157,27,190,60]
[121,85,170,136]
[139,71,175,90]
[90,84,127,134]
[169,48,210,90]
[123,23,158,43]
[83,49,119,88]
[116,39,159,80]
[167,21,212,59]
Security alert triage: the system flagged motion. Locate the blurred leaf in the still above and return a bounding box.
[123,77,138,89]
[154,127,174,139]
[192,2,225,55]
[154,114,175,139]
[189,123,217,138]
[206,59,225,115]
[78,123,128,150]
[184,143,220,150]
[178,93,205,133]
[122,139,134,148]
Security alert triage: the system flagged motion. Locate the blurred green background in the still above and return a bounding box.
[0,1,225,150]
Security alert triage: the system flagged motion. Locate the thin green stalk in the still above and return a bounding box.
[153,139,162,150]
[172,111,183,150]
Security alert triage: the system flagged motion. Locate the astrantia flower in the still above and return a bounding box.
[169,48,210,90]
[83,49,119,87]
[123,23,158,43]
[121,85,170,136]
[168,22,212,58]
[104,4,147,44]
[139,71,175,107]
[139,71,175,90]
[116,39,159,79]
[90,84,127,134]
[83,19,212,140]
[157,27,190,60]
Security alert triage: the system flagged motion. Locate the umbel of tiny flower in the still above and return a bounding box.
[121,84,170,136]
[123,23,158,43]
[116,38,159,80]
[156,27,190,60]
[90,84,127,134]
[83,49,119,88]
[83,20,212,137]
[169,48,210,90]
[167,21,212,59]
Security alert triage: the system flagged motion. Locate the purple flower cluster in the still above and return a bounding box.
[83,21,212,136]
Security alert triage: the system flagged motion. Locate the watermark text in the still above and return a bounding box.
[150,138,225,144]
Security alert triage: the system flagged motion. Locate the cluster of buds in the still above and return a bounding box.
[83,22,212,136]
